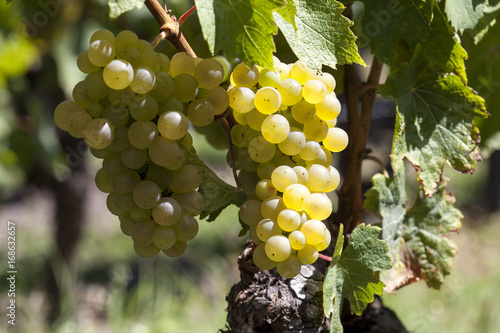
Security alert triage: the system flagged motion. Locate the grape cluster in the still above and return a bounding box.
[53,29,229,258]
[231,59,348,278]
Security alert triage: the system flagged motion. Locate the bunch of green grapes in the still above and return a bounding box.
[54,29,229,258]
[231,59,348,278]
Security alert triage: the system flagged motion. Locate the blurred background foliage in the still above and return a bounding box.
[0,0,498,332]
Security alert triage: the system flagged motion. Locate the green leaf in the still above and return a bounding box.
[323,224,391,332]
[108,0,145,19]
[194,0,286,69]
[378,47,487,196]
[359,1,467,80]
[364,163,463,292]
[188,150,246,222]
[444,0,500,35]
[273,0,365,71]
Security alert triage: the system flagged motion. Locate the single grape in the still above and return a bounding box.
[246,108,268,131]
[323,127,349,152]
[278,78,302,106]
[103,59,134,90]
[72,81,96,109]
[306,164,331,192]
[302,79,327,104]
[188,99,214,127]
[239,199,264,227]
[229,86,255,113]
[128,120,157,149]
[306,193,332,220]
[315,93,341,121]
[303,116,329,142]
[277,209,301,232]
[158,110,189,140]
[261,114,290,144]
[119,213,136,236]
[194,58,224,89]
[299,141,322,161]
[171,191,205,216]
[301,219,328,245]
[114,30,139,49]
[257,161,276,180]
[278,127,306,156]
[297,244,318,264]
[148,135,181,168]
[140,50,163,72]
[324,166,341,192]
[67,110,93,139]
[110,169,141,193]
[95,168,113,193]
[205,87,229,115]
[162,240,187,257]
[133,180,161,209]
[131,206,152,223]
[152,226,177,249]
[88,39,116,67]
[288,230,306,250]
[54,101,86,132]
[232,62,259,87]
[174,214,199,241]
[152,197,182,226]
[271,165,298,192]
[130,67,156,94]
[84,70,110,100]
[255,179,277,200]
[282,184,311,211]
[84,118,114,149]
[170,165,202,193]
[293,166,309,185]
[254,87,282,114]
[260,196,286,220]
[130,219,157,246]
[291,99,316,124]
[258,68,281,88]
[276,254,302,278]
[113,192,136,212]
[134,242,161,258]
[149,72,174,102]
[172,73,199,102]
[116,46,142,68]
[314,72,336,94]
[253,243,276,270]
[290,60,315,85]
[170,52,195,76]
[77,51,99,74]
[248,136,276,163]
[265,235,292,262]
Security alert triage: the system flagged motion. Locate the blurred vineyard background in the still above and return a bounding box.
[0,1,499,332]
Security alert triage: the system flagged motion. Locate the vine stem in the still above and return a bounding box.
[144,0,196,57]
[318,253,332,262]
[365,155,389,178]
[178,5,196,26]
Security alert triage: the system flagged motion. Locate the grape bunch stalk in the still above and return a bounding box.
[229,59,348,278]
[54,29,230,258]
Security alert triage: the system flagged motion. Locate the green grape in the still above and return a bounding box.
[250,226,263,245]
[90,29,115,44]
[85,69,110,100]
[258,68,281,88]
[293,166,309,185]
[194,58,224,89]
[77,51,99,74]
[171,191,205,216]
[140,50,163,72]
[102,152,127,174]
[291,99,316,124]
[260,195,286,220]
[129,67,156,94]
[261,114,290,144]
[288,230,306,250]
[205,87,229,115]
[84,118,115,149]
[128,94,158,121]
[324,166,341,192]
[145,164,172,189]
[106,192,125,216]
[252,243,276,270]
[103,105,129,128]
[174,214,199,241]
[290,61,316,85]
[231,62,259,88]
[121,146,147,170]
[103,59,134,90]
[148,135,181,167]
[158,95,184,113]
[306,164,331,192]
[114,30,139,50]
[172,73,199,102]
[301,219,328,245]
[166,145,189,171]
[256,218,282,242]
[303,116,328,142]
[159,53,171,72]
[149,72,174,102]
[152,197,182,226]
[158,110,189,140]
[278,78,302,106]
[110,169,141,193]
[230,124,259,148]
[302,79,327,104]
[297,244,318,264]
[276,254,302,278]
[315,228,331,251]
[283,184,311,211]
[273,59,291,81]
[109,127,130,152]
[246,108,267,131]
[180,132,193,150]
[134,242,161,258]
[188,99,214,127]
[232,110,248,125]
[271,153,295,168]
[305,145,332,167]
[323,127,349,152]
[239,199,264,227]
[119,213,136,236]
[128,120,157,149]
[133,180,161,209]
[162,240,187,257]
[299,141,322,161]
[239,170,260,194]
[271,165,298,192]
[113,192,136,212]
[131,206,152,222]
[229,86,255,113]
[255,179,277,200]
[136,39,154,53]
[116,46,142,68]
[254,87,282,115]
[152,226,177,249]
[170,52,195,76]
[277,209,301,232]
[326,118,337,128]
[257,161,276,180]
[306,193,332,220]
[88,39,116,67]
[314,72,336,94]
[265,235,292,262]
[88,103,104,118]
[248,136,276,163]
[108,87,135,107]
[170,164,202,193]
[67,110,93,138]
[95,168,112,193]
[72,81,95,108]
[315,93,341,121]
[130,219,157,246]
[90,147,113,160]
[277,127,306,156]
[54,101,85,132]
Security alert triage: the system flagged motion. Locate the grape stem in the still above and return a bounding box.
[220,116,240,189]
[178,5,197,26]
[144,0,197,57]
[365,155,389,178]
[318,253,332,262]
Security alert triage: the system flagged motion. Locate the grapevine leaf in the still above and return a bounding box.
[378,47,487,196]
[323,224,391,332]
[364,162,463,292]
[194,0,287,69]
[274,0,297,28]
[358,0,467,81]
[273,0,365,71]
[189,151,247,222]
[444,0,500,35]
[108,0,144,19]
